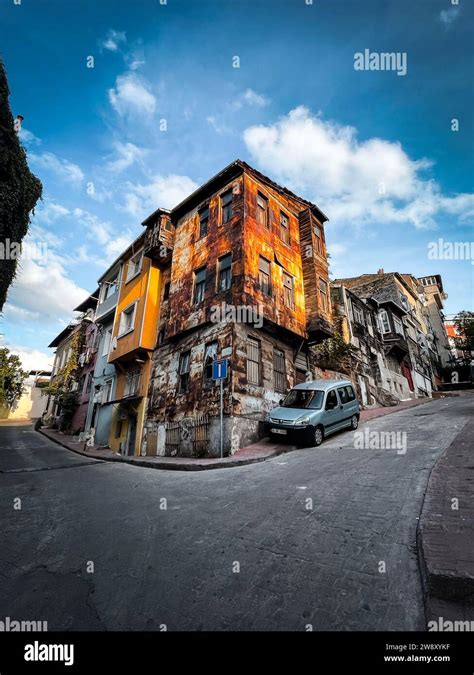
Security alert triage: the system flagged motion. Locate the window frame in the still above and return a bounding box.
[178,351,191,394]
[203,341,218,386]
[273,347,287,393]
[198,205,209,239]
[193,266,207,305]
[125,249,144,283]
[217,253,232,292]
[256,192,269,228]
[258,256,272,297]
[220,189,233,225]
[282,271,295,309]
[279,211,290,245]
[118,302,137,337]
[379,309,391,334]
[246,336,261,386]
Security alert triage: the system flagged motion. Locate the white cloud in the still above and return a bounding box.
[124,174,199,217]
[108,73,156,117]
[29,151,84,185]
[440,7,460,26]
[234,88,270,110]
[105,141,147,172]
[207,115,232,135]
[243,106,474,230]
[102,29,127,52]
[19,127,41,146]
[33,201,70,226]
[1,342,54,372]
[6,256,88,322]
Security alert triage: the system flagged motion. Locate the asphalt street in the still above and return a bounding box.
[0,395,471,631]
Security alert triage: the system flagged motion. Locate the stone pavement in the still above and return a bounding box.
[418,417,474,622]
[38,396,434,471]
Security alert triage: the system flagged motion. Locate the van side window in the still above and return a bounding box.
[325,390,338,410]
[337,387,348,404]
[345,386,356,401]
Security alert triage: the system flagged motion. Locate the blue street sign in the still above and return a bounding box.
[213,358,229,380]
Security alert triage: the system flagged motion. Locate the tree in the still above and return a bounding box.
[0,347,28,417]
[0,59,42,310]
[453,311,474,364]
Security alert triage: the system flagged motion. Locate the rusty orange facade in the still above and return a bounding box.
[141,160,334,458]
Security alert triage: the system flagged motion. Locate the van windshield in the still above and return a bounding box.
[281,389,324,410]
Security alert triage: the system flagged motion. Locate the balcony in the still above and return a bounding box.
[307,315,334,344]
[143,212,174,267]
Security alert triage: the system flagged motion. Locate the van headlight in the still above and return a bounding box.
[294,417,310,427]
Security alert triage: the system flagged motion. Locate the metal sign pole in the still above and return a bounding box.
[220,377,223,458]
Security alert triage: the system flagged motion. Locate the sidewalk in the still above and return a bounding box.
[417,417,474,622]
[38,427,295,471]
[38,395,433,472]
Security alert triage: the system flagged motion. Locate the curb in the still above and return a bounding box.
[37,428,293,471]
[416,418,474,613]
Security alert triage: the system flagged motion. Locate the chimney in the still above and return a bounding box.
[377,268,384,275]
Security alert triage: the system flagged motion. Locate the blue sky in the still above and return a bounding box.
[0,0,472,369]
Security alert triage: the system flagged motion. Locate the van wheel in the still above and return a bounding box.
[350,415,359,430]
[314,426,324,447]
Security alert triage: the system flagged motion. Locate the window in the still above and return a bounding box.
[203,342,218,386]
[280,211,290,244]
[337,386,348,404]
[217,254,232,292]
[256,193,268,228]
[103,274,119,300]
[178,351,191,393]
[325,389,338,410]
[314,225,323,255]
[345,385,356,401]
[259,256,272,296]
[163,282,170,301]
[126,250,143,282]
[399,293,409,311]
[124,370,140,397]
[353,304,365,325]
[246,337,261,385]
[102,379,113,403]
[273,348,286,393]
[157,329,165,347]
[193,266,206,304]
[319,279,329,312]
[199,206,209,239]
[221,190,233,224]
[85,372,93,394]
[283,272,294,308]
[379,309,390,334]
[119,303,136,336]
[102,328,112,355]
[393,315,405,337]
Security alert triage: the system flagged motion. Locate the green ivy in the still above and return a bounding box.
[0,59,42,310]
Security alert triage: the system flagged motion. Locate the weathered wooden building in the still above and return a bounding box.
[141,160,334,457]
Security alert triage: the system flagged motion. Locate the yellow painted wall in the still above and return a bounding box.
[107,243,161,456]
